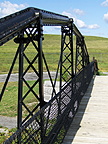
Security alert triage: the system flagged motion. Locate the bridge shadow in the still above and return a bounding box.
[63,76,95,144]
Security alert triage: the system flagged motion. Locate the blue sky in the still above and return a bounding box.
[0,0,108,37]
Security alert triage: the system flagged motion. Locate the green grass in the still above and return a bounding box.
[0,34,108,74]
[0,34,108,116]
[0,127,17,144]
[0,80,39,117]
[0,35,108,115]
[84,36,108,71]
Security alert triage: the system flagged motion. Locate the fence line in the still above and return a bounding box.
[0,52,107,74]
[0,52,108,64]
[89,53,108,63]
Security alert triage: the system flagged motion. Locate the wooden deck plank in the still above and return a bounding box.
[62,76,108,144]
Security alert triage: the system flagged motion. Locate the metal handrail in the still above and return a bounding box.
[4,62,94,144]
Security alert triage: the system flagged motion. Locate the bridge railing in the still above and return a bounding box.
[4,61,94,144]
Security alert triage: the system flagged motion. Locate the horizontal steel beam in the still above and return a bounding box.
[0,7,84,46]
[0,7,70,46]
[34,8,70,25]
[0,8,37,46]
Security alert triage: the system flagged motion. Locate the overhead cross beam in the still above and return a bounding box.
[0,7,69,46]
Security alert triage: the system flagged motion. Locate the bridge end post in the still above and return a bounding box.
[38,12,45,142]
[70,18,75,79]
[17,31,24,144]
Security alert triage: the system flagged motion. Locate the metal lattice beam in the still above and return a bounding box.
[13,17,46,128]
[0,7,70,46]
[60,22,74,89]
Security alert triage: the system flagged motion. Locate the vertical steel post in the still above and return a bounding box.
[75,36,79,75]
[60,26,64,90]
[17,32,24,130]
[81,37,85,68]
[17,32,24,144]
[38,12,44,142]
[38,13,44,108]
[69,19,75,116]
[70,19,74,78]
[58,26,64,117]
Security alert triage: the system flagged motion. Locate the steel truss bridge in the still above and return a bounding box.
[0,7,94,143]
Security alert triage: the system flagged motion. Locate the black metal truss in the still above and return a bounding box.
[75,37,83,74]
[15,16,58,128]
[15,18,45,128]
[60,23,74,89]
[0,7,90,138]
[15,16,60,129]
[4,62,94,144]
[75,36,89,74]
[0,7,70,46]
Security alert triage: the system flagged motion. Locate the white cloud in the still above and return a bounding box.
[73,9,84,16]
[101,0,108,7]
[62,11,76,22]
[0,1,27,18]
[88,24,100,29]
[62,11,74,18]
[76,19,87,28]
[62,11,86,28]
[104,12,108,23]
[62,10,99,30]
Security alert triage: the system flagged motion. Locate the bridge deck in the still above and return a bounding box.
[62,76,108,144]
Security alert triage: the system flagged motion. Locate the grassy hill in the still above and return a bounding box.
[85,36,108,71]
[0,34,108,73]
[0,35,108,118]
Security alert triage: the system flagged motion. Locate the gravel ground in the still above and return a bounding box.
[0,116,17,129]
[0,72,57,82]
